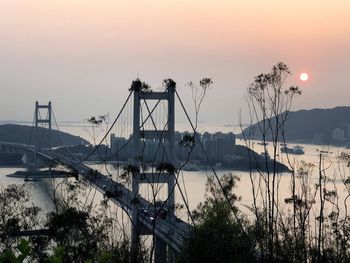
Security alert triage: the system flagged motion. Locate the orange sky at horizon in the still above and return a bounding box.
[0,0,349,123]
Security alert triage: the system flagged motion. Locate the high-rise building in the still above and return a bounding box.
[110,134,132,161]
[203,139,217,162]
[202,132,211,140]
[224,132,236,156]
[332,128,345,141]
[216,137,225,161]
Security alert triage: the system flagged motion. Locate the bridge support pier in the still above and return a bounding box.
[155,237,167,263]
[22,152,30,165]
[168,247,176,263]
[131,174,140,249]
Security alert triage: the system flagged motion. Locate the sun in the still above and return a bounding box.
[300,72,309,82]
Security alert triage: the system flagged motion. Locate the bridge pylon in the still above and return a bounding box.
[130,80,176,262]
[34,101,52,172]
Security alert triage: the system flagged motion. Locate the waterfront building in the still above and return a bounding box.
[110,134,132,160]
[111,131,237,163]
[332,128,345,141]
[203,138,217,162]
[216,137,225,161]
[202,132,211,140]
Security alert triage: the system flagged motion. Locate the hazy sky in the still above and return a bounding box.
[1,0,350,125]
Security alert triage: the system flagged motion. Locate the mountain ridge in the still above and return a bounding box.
[0,124,89,148]
[241,106,350,145]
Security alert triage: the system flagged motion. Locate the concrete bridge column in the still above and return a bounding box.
[155,237,167,263]
[168,248,176,263]
[22,152,30,165]
[131,88,141,250]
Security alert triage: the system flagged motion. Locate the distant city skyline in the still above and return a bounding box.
[1,0,350,125]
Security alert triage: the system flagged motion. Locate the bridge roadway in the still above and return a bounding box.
[0,141,35,151]
[38,149,191,253]
[0,141,192,251]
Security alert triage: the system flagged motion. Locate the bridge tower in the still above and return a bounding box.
[131,80,176,262]
[34,101,52,172]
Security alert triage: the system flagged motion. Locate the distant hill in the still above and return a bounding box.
[0,124,89,147]
[241,106,350,145]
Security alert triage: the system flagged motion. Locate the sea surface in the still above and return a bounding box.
[1,122,350,222]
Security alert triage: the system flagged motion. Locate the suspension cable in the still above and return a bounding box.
[78,90,133,164]
[175,89,248,235]
[51,108,80,162]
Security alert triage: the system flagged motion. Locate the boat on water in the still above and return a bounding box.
[24,177,40,182]
[257,141,269,146]
[182,163,200,171]
[260,151,271,160]
[281,145,305,155]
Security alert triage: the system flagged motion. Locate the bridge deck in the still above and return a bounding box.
[44,151,192,252]
[1,141,192,252]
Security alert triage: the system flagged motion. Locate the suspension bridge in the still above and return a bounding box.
[1,79,212,262]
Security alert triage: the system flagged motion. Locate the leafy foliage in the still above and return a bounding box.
[0,181,148,262]
[0,184,41,250]
[0,239,31,263]
[129,79,151,92]
[178,174,255,263]
[163,78,176,90]
[156,162,177,173]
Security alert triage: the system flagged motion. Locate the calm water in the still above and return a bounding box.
[0,167,55,217]
[1,123,349,221]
